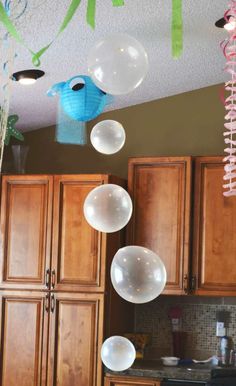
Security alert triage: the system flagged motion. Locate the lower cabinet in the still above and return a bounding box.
[47,292,104,386]
[0,291,104,386]
[0,291,48,386]
[104,375,160,386]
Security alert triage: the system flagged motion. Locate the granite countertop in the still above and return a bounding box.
[106,360,218,382]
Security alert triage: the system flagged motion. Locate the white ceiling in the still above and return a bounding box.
[1,0,229,131]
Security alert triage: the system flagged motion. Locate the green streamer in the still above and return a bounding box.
[86,0,96,29]
[58,0,82,34]
[172,0,183,59]
[0,2,24,44]
[112,0,124,6]
[33,0,82,65]
[0,0,124,66]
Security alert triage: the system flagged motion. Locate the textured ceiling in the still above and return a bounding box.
[1,0,229,131]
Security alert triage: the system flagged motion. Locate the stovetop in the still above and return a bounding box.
[211,367,236,378]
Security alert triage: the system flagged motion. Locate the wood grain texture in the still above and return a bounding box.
[0,176,53,290]
[104,375,160,386]
[51,175,108,292]
[47,292,104,386]
[128,157,192,295]
[0,291,48,386]
[192,157,236,295]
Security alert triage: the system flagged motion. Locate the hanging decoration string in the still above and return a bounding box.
[172,0,183,58]
[221,0,236,196]
[0,0,125,66]
[0,0,23,171]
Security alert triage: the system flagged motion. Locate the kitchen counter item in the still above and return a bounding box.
[161,357,180,366]
[124,333,151,359]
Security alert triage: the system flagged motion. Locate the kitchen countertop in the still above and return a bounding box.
[105,360,221,382]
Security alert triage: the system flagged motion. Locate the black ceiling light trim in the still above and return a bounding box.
[215,15,232,28]
[11,69,45,82]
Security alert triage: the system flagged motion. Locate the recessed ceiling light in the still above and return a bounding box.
[215,15,236,31]
[11,69,45,85]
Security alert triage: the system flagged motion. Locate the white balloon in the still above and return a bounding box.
[111,246,167,304]
[88,33,149,95]
[83,184,132,233]
[90,120,126,155]
[101,336,136,371]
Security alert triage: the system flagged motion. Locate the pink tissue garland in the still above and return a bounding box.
[222,1,236,196]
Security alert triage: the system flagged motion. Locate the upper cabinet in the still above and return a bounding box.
[192,157,236,295]
[51,175,105,292]
[128,157,192,295]
[128,156,236,296]
[0,174,124,292]
[0,175,53,290]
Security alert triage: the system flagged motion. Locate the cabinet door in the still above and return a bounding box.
[51,175,108,292]
[128,157,192,295]
[193,157,236,295]
[0,176,53,290]
[104,376,160,386]
[47,292,104,386]
[0,291,49,386]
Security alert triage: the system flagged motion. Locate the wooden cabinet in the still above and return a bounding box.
[48,293,104,386]
[51,175,106,292]
[104,375,160,386]
[0,174,133,386]
[192,157,236,295]
[128,156,236,296]
[0,175,53,290]
[0,291,48,386]
[128,157,192,295]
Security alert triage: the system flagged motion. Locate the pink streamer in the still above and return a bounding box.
[222,1,236,196]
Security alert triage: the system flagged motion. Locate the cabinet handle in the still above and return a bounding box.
[51,294,55,313]
[51,269,56,288]
[45,269,50,288]
[191,275,197,292]
[183,274,188,294]
[45,294,50,312]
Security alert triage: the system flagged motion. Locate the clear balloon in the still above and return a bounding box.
[101,336,136,371]
[111,246,167,304]
[83,184,133,233]
[88,33,149,95]
[90,120,126,155]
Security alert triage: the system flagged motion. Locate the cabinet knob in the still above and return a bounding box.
[191,275,197,292]
[51,294,55,313]
[45,293,50,312]
[183,274,188,294]
[51,269,56,288]
[45,268,50,288]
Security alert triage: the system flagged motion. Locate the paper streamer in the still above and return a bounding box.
[0,0,125,66]
[86,0,96,29]
[172,0,183,58]
[112,0,125,5]
[222,0,236,196]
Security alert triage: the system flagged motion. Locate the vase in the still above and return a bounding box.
[11,145,29,174]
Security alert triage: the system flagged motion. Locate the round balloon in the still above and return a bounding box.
[88,33,149,95]
[90,120,126,154]
[101,336,136,371]
[83,184,132,233]
[111,246,167,304]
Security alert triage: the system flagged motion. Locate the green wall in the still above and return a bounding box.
[4,83,225,178]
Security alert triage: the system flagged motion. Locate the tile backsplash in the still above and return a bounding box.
[135,296,236,360]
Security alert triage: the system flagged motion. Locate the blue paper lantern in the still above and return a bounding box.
[47,75,110,122]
